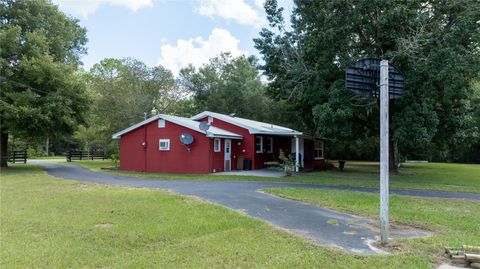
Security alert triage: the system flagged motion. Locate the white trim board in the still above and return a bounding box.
[112,114,243,139]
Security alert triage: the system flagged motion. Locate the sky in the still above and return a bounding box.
[52,0,293,75]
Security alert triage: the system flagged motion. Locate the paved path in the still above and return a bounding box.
[42,164,479,254]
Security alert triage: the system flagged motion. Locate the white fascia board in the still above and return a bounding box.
[206,134,243,139]
[112,114,243,139]
[112,115,159,139]
[250,131,303,136]
[191,111,261,133]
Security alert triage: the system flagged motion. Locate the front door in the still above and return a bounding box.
[224,139,231,171]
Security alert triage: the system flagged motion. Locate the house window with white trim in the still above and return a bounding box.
[214,138,221,152]
[159,139,170,151]
[255,136,263,153]
[314,140,324,160]
[265,137,273,153]
[158,119,165,128]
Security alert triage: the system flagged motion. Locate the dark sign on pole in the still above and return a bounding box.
[346,58,405,99]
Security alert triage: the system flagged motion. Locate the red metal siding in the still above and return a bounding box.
[211,138,224,172]
[303,138,326,170]
[119,119,213,174]
[119,115,327,174]
[209,138,242,172]
[119,126,146,172]
[199,117,255,169]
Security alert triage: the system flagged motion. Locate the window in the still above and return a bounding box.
[214,138,221,152]
[208,116,213,124]
[265,137,273,153]
[159,139,170,151]
[255,136,263,153]
[158,119,165,128]
[314,140,324,160]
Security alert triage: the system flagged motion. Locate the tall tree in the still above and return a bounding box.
[86,58,185,148]
[178,53,289,124]
[255,0,480,169]
[0,0,88,166]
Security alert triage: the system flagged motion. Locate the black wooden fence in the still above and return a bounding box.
[9,150,27,164]
[66,151,105,162]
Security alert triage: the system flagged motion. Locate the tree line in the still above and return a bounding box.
[1,0,479,168]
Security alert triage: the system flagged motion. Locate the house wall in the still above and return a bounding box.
[199,115,313,170]
[119,126,146,171]
[211,138,224,172]
[198,117,254,169]
[303,138,326,170]
[119,119,213,174]
[253,135,293,169]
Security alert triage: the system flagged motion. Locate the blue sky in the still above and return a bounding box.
[52,0,293,75]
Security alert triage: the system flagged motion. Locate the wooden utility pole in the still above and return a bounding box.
[379,59,390,245]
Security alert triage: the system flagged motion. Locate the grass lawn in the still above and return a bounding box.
[263,187,480,267]
[75,160,480,193]
[0,164,470,268]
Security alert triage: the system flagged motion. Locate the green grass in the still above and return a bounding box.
[1,164,469,268]
[293,161,480,193]
[264,187,480,267]
[75,160,480,193]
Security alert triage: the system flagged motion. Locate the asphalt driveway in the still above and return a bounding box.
[41,163,479,254]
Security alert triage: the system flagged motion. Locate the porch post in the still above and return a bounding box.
[295,136,299,172]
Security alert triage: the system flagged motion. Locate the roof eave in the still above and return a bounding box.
[250,131,303,136]
[111,115,160,139]
[207,134,244,139]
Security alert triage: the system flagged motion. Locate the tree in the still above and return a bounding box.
[178,53,285,124]
[255,0,480,169]
[0,0,88,166]
[85,58,185,151]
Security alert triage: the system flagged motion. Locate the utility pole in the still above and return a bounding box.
[346,58,404,246]
[379,59,389,245]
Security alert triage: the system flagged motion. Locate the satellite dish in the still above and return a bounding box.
[179,133,194,145]
[199,121,210,132]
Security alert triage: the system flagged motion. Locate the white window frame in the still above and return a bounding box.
[158,119,165,128]
[214,138,221,152]
[255,136,263,153]
[266,137,273,153]
[314,140,324,160]
[159,139,170,151]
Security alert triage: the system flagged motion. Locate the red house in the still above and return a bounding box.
[112,111,326,174]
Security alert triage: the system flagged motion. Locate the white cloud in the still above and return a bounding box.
[158,28,246,75]
[52,0,153,18]
[254,0,266,9]
[195,0,265,27]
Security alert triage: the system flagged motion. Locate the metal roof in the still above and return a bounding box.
[112,114,243,139]
[191,111,303,136]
